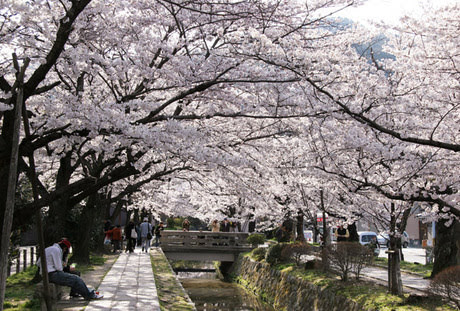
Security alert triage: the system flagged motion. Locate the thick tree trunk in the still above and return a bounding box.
[0,74,25,310]
[0,110,15,261]
[295,209,306,242]
[388,202,403,296]
[431,219,459,277]
[72,193,100,264]
[43,153,73,245]
[388,236,403,295]
[348,223,359,242]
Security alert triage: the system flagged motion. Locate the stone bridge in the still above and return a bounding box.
[160,231,254,262]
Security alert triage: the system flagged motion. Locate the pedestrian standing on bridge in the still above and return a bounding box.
[211,219,220,232]
[140,217,152,252]
[154,222,164,247]
[182,219,190,231]
[221,218,231,232]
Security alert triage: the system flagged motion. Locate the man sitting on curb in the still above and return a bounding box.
[37,239,103,300]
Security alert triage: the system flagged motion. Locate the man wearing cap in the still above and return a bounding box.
[37,240,103,300]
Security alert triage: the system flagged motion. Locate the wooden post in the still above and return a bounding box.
[23,250,27,271]
[30,247,34,266]
[16,257,20,274]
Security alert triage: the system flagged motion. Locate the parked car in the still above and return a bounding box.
[357,231,380,256]
[377,231,409,248]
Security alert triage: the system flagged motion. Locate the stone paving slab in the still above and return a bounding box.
[86,249,160,311]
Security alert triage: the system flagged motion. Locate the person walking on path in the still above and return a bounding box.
[140,218,153,252]
[106,225,122,253]
[125,221,137,253]
[37,239,103,300]
[154,222,164,247]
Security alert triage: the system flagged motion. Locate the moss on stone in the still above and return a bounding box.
[235,254,454,311]
[150,249,196,311]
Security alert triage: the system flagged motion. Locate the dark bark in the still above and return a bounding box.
[347,223,359,242]
[295,209,306,242]
[431,219,459,277]
[43,152,74,245]
[388,235,403,295]
[388,202,403,295]
[71,193,100,264]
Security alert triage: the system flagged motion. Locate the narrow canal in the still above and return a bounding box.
[175,262,274,311]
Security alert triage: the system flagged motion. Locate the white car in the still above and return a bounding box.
[377,231,409,248]
[358,231,380,256]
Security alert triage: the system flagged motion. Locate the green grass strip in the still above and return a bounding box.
[150,249,195,311]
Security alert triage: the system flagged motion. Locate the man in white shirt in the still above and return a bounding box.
[37,239,103,300]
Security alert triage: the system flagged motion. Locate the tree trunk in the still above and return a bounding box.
[72,193,100,264]
[388,202,403,295]
[320,191,329,271]
[0,68,26,310]
[431,219,459,277]
[0,108,15,256]
[43,152,73,245]
[388,236,403,295]
[295,209,306,242]
[348,223,359,242]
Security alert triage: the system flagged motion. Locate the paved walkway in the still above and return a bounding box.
[85,248,160,310]
[361,266,430,294]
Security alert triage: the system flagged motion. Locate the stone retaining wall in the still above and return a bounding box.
[233,256,367,311]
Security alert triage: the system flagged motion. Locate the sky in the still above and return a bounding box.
[338,0,458,25]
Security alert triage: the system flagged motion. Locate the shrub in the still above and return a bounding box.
[251,247,267,261]
[326,242,372,281]
[266,243,289,266]
[166,217,176,229]
[280,242,312,266]
[429,265,460,309]
[247,233,266,246]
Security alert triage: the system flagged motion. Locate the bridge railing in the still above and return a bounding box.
[160,230,251,250]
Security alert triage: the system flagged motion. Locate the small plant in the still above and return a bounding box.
[429,265,460,308]
[166,217,176,229]
[326,242,372,281]
[280,242,311,266]
[251,247,267,261]
[265,243,289,266]
[247,233,266,247]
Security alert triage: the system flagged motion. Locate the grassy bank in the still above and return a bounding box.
[374,257,433,277]
[3,254,108,311]
[3,266,41,311]
[150,249,195,311]
[244,252,454,311]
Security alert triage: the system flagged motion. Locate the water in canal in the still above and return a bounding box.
[177,263,274,311]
